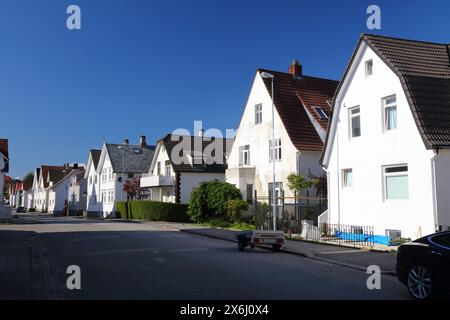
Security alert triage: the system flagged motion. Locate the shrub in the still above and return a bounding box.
[208,218,231,228]
[187,181,242,223]
[227,199,249,222]
[116,200,190,222]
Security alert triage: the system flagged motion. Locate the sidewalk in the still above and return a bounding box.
[180,228,397,275]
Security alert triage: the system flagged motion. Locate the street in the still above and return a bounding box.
[0,214,410,300]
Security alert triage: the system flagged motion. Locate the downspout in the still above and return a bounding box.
[431,149,439,232]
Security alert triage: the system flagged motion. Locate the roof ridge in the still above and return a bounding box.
[362,33,449,47]
[257,68,338,82]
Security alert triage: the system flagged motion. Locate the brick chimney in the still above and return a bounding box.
[123,138,129,145]
[288,60,302,79]
[140,135,147,147]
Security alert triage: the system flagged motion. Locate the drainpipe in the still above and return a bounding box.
[431,149,439,233]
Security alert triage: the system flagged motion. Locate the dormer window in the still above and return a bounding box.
[314,107,328,120]
[365,60,373,77]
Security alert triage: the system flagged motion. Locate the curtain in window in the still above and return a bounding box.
[386,175,408,199]
[386,107,397,130]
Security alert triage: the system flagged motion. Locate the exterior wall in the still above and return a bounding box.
[86,160,100,214]
[0,157,3,205]
[145,143,176,203]
[98,154,118,217]
[68,180,87,214]
[179,172,225,204]
[47,179,72,214]
[434,149,450,231]
[226,73,322,202]
[325,44,436,240]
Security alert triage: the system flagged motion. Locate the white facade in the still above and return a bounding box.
[85,154,101,215]
[226,72,324,202]
[322,42,449,240]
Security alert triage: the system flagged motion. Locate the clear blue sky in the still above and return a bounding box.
[1,0,450,178]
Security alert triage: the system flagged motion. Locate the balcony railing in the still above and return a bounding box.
[140,174,175,188]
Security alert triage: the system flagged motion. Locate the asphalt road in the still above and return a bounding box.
[0,215,410,300]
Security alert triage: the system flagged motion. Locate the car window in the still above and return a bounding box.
[431,234,450,249]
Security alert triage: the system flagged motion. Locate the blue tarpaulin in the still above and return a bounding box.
[335,231,391,246]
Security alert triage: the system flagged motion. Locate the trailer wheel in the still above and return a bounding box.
[272,244,281,252]
[250,244,255,249]
[238,241,245,251]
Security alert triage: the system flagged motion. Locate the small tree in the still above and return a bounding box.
[287,173,318,198]
[123,177,141,200]
[22,172,34,184]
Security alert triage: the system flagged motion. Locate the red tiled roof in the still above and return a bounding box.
[257,69,339,151]
[40,165,67,188]
[0,139,9,173]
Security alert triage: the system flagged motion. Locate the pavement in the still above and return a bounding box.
[0,214,408,299]
[180,228,397,274]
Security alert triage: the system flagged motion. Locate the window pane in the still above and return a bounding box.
[386,175,409,199]
[385,166,407,174]
[343,170,352,187]
[385,106,397,130]
[351,116,361,137]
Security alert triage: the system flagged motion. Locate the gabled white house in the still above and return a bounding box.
[141,134,233,203]
[68,169,87,215]
[34,165,70,212]
[321,34,450,241]
[226,61,338,203]
[94,136,155,218]
[85,149,101,216]
[47,165,84,215]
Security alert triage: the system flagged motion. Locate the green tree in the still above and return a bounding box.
[286,173,318,197]
[22,172,34,185]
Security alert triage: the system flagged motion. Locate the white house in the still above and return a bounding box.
[94,136,155,218]
[34,165,71,212]
[68,169,87,215]
[321,34,450,241]
[226,61,338,203]
[85,149,101,216]
[141,134,233,204]
[47,165,84,215]
[30,167,41,211]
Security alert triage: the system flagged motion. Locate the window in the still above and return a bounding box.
[342,169,353,188]
[255,104,262,124]
[246,184,253,203]
[89,177,92,185]
[108,168,113,181]
[268,182,283,205]
[239,145,250,166]
[383,95,397,131]
[383,165,409,200]
[269,139,282,161]
[314,107,328,120]
[165,160,171,176]
[157,162,161,175]
[365,60,373,77]
[349,107,361,138]
[431,234,450,249]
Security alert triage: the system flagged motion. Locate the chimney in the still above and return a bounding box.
[73,163,78,169]
[139,135,147,147]
[123,138,129,145]
[288,60,302,79]
[198,129,204,137]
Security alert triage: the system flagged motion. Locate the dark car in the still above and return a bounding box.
[396,231,450,300]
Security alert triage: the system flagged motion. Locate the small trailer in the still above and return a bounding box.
[236,230,285,251]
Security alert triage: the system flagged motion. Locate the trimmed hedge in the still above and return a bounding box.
[116,200,190,222]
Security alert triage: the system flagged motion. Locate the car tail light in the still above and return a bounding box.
[276,239,283,244]
[254,238,260,243]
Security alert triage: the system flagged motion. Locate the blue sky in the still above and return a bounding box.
[1,0,450,178]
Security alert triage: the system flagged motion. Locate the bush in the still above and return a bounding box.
[187,181,242,223]
[116,200,190,222]
[227,199,249,222]
[208,218,231,228]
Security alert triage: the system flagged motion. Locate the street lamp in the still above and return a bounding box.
[260,71,277,231]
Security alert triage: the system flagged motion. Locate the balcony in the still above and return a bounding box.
[141,174,175,188]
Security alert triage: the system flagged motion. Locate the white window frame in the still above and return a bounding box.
[255,103,262,124]
[383,95,397,131]
[365,59,373,77]
[239,145,250,166]
[342,169,353,188]
[383,164,409,200]
[269,139,282,162]
[349,106,361,139]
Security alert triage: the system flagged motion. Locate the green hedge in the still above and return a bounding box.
[116,200,190,222]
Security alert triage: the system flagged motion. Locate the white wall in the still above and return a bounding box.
[146,143,176,203]
[47,176,72,214]
[325,43,436,240]
[86,158,100,213]
[226,73,322,202]
[180,172,225,204]
[434,149,450,230]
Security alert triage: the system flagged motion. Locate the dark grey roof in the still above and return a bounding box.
[106,143,155,173]
[160,134,233,173]
[90,149,101,170]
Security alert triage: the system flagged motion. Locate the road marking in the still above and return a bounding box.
[169,248,208,253]
[83,248,158,256]
[317,250,369,255]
